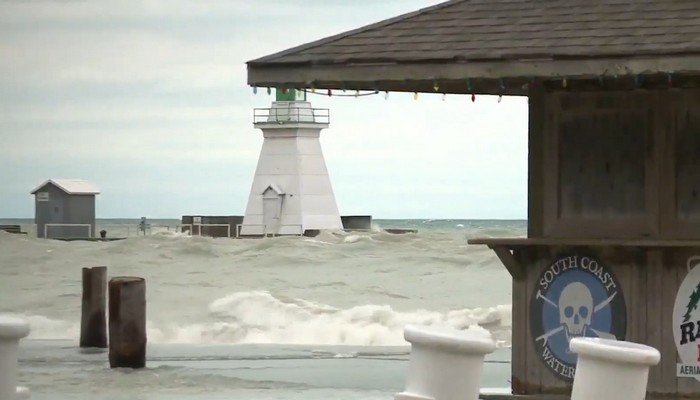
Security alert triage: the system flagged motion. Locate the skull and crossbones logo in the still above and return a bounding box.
[537,281,618,348]
[559,282,592,340]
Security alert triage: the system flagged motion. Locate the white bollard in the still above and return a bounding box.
[395,324,497,400]
[0,315,31,400]
[570,337,660,400]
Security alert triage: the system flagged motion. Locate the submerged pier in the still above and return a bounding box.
[2,314,661,400]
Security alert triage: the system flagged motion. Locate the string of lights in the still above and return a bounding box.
[252,72,682,104]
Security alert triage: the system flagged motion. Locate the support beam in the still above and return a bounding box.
[247,55,700,95]
[489,245,525,281]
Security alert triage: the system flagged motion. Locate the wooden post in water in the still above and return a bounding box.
[108,277,146,368]
[80,266,107,348]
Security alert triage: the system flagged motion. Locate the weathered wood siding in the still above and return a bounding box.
[668,91,700,239]
[516,87,700,398]
[534,88,700,241]
[540,90,660,239]
[511,246,700,399]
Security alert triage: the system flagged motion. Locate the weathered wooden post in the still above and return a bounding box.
[0,315,30,400]
[394,324,496,400]
[108,277,146,369]
[80,266,107,348]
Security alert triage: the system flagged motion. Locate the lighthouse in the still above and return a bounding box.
[239,89,343,237]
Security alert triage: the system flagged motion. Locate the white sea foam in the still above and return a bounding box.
[13,290,510,347]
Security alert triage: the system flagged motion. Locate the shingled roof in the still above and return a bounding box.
[247,0,700,95]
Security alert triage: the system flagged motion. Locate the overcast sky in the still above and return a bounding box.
[0,0,528,219]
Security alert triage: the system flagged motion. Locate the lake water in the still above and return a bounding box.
[0,218,523,399]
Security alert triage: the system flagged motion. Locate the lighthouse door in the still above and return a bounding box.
[262,196,281,235]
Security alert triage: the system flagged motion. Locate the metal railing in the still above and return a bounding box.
[174,224,193,235]
[22,223,194,238]
[191,223,232,238]
[115,224,192,237]
[44,223,92,238]
[253,107,330,124]
[149,224,177,232]
[280,224,304,237]
[236,224,266,237]
[25,222,305,239]
[236,223,304,237]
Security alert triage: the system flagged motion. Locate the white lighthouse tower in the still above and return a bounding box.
[239,89,343,237]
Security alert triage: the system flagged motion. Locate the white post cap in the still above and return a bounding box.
[570,337,661,366]
[0,316,30,340]
[404,324,497,354]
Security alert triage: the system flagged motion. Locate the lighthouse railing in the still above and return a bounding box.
[253,107,330,124]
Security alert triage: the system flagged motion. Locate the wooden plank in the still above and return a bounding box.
[657,90,674,240]
[646,90,662,240]
[636,250,649,379]
[525,249,543,395]
[528,86,545,238]
[625,250,650,350]
[511,248,529,394]
[622,251,640,345]
[492,246,525,281]
[601,247,635,343]
[660,249,679,396]
[247,54,700,94]
[541,92,559,237]
[646,249,664,392]
[468,238,700,248]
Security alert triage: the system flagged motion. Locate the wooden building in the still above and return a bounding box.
[245,1,700,398]
[30,179,99,239]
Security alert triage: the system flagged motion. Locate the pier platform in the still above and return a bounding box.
[52,237,127,242]
[18,340,511,400]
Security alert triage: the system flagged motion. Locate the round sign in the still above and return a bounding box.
[673,256,700,381]
[530,252,627,382]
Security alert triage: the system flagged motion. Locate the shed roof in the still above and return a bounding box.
[247,0,700,95]
[30,179,100,195]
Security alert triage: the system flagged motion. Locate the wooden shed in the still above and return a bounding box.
[246,1,700,398]
[30,179,99,239]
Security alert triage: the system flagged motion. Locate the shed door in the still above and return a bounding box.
[263,197,281,235]
[50,203,66,238]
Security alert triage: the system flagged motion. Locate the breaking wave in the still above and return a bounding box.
[16,291,511,347]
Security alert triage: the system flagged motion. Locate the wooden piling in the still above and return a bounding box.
[108,277,146,368]
[80,266,107,348]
